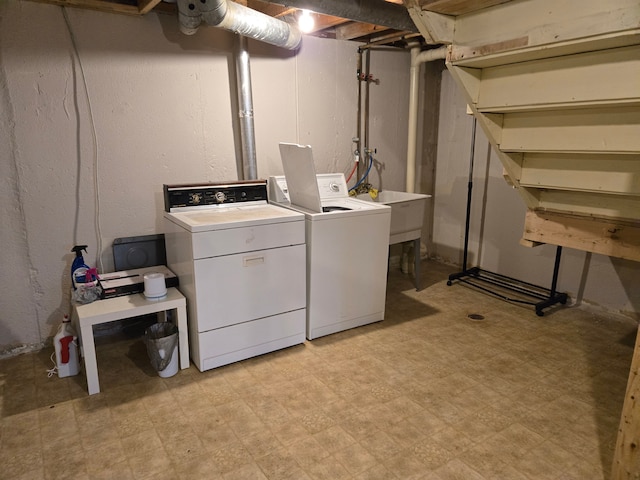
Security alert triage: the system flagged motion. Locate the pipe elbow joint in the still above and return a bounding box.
[177,0,203,34]
[282,27,302,50]
[177,0,301,50]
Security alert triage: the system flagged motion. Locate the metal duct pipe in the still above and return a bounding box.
[356,49,363,175]
[235,36,257,180]
[177,0,301,50]
[406,45,448,193]
[362,48,371,181]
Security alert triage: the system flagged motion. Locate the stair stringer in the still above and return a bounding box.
[413,0,640,261]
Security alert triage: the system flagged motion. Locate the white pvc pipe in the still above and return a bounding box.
[406,45,448,193]
[406,46,420,194]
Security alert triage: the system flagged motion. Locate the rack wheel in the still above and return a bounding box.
[536,309,544,317]
[446,280,452,286]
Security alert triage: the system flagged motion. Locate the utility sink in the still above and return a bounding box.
[357,191,431,244]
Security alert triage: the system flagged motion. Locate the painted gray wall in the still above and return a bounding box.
[0,2,410,353]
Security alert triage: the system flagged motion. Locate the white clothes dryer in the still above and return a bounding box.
[163,180,306,371]
[269,143,391,340]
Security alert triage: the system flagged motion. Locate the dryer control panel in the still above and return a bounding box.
[163,181,268,211]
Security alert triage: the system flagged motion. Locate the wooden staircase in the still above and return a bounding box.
[406,0,640,261]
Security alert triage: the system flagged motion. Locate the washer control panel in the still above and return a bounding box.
[267,177,290,203]
[316,173,348,199]
[163,181,268,211]
[268,173,349,204]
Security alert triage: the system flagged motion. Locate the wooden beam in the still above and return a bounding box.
[406,0,454,44]
[519,238,544,248]
[310,14,350,33]
[247,1,348,34]
[27,0,140,15]
[256,0,417,32]
[405,0,435,43]
[248,0,292,17]
[137,0,161,14]
[522,210,640,262]
[612,324,640,479]
[419,0,513,16]
[418,10,454,44]
[335,22,388,41]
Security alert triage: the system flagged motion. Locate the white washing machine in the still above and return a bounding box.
[269,143,391,340]
[163,180,306,371]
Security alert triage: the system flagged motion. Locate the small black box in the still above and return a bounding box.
[99,266,178,299]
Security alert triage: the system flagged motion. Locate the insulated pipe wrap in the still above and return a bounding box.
[202,0,227,25]
[221,3,301,50]
[177,0,301,50]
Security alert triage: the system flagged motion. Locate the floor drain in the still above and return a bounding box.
[467,313,485,321]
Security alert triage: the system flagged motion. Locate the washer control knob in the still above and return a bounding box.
[214,191,226,203]
[190,193,202,205]
[329,182,340,192]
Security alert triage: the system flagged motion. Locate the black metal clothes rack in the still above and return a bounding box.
[446,117,568,317]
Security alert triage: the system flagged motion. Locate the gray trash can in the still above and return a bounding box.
[144,323,179,378]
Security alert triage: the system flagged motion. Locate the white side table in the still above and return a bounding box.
[72,287,189,395]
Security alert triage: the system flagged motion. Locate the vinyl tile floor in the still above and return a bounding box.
[1,260,637,480]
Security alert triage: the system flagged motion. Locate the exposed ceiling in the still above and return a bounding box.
[247,0,419,46]
[26,0,514,47]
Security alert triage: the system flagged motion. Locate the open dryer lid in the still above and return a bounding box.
[278,143,323,213]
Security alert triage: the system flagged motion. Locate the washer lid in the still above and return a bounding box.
[279,143,323,213]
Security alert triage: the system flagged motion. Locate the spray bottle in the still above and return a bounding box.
[71,245,90,289]
[54,314,79,378]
